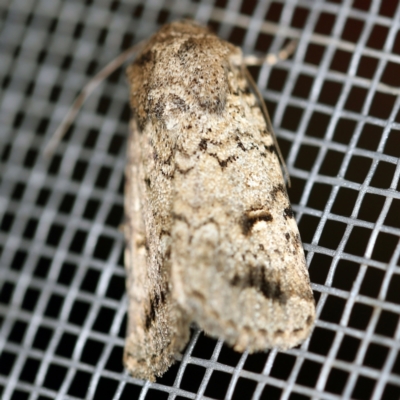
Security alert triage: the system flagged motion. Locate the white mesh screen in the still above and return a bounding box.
[1,0,400,399]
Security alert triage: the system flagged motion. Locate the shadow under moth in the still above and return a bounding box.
[123,20,315,381]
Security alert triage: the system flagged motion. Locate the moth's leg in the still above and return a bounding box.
[243,39,297,66]
[123,119,190,382]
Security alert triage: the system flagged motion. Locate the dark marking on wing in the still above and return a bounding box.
[199,97,224,113]
[136,50,153,66]
[259,279,288,304]
[208,152,238,169]
[145,301,156,330]
[199,138,207,151]
[283,207,294,219]
[175,165,194,175]
[294,233,302,248]
[170,94,188,112]
[241,211,273,235]
[270,184,286,201]
[235,136,246,151]
[160,169,175,179]
[218,155,237,168]
[154,96,165,119]
[145,288,168,330]
[264,144,276,153]
[172,212,189,224]
[177,37,197,60]
[285,232,290,241]
[136,115,147,132]
[231,267,287,304]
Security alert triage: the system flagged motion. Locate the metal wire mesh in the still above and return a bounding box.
[1,0,400,399]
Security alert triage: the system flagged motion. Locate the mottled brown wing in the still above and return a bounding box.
[168,51,315,352]
[123,118,190,382]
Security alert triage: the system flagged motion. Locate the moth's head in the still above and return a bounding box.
[156,19,211,37]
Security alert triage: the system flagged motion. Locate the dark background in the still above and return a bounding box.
[0,0,400,399]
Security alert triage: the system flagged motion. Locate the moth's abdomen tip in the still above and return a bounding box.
[123,353,157,382]
[232,317,315,353]
[193,292,315,354]
[123,321,189,382]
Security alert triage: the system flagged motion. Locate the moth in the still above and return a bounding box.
[123,20,315,381]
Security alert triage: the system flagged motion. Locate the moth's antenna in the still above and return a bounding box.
[44,40,146,158]
[243,66,291,188]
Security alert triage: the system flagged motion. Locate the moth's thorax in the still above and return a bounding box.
[127,20,243,131]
